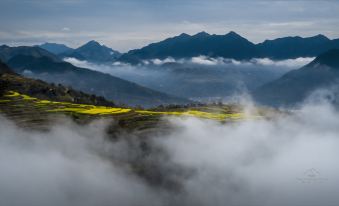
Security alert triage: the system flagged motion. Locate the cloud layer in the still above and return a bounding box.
[157,101,339,206]
[65,56,314,69]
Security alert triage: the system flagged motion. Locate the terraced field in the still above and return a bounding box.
[0,91,262,131]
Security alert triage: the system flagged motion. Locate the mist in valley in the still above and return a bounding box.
[64,57,314,101]
[1,90,339,206]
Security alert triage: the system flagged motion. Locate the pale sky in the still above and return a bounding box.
[0,0,339,52]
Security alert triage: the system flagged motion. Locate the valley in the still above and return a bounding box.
[1,1,339,205]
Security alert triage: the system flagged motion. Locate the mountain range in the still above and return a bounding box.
[118,32,339,63]
[253,49,339,106]
[36,32,339,65]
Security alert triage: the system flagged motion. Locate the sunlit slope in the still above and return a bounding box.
[1,91,251,121]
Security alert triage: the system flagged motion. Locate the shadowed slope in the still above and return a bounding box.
[253,49,339,106]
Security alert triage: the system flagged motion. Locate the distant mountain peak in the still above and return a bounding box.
[60,40,121,63]
[82,40,101,47]
[310,34,330,41]
[77,40,105,51]
[315,34,328,38]
[194,31,210,37]
[38,42,73,55]
[88,40,100,44]
[178,33,191,38]
[225,31,242,38]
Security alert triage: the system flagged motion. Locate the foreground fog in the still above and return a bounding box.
[1,98,339,206]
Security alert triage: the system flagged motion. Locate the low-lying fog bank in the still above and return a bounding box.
[1,94,339,206]
[64,57,314,100]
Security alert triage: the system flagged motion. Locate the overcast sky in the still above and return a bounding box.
[0,0,338,52]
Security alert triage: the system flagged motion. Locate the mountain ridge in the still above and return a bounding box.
[118,32,339,64]
[253,49,339,107]
[38,43,74,55]
[1,46,190,107]
[60,40,121,63]
[119,31,258,63]
[0,45,61,62]
[0,59,115,106]
[31,32,339,64]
